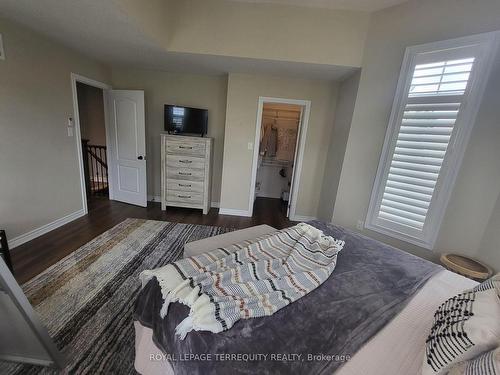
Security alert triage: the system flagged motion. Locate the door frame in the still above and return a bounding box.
[70,73,112,215]
[248,96,311,220]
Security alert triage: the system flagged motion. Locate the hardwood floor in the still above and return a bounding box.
[11,197,294,283]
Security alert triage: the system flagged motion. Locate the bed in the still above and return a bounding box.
[133,221,476,375]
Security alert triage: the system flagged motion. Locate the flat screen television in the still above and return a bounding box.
[164,105,208,136]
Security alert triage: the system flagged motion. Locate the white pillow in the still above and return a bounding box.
[422,274,500,375]
[447,346,500,375]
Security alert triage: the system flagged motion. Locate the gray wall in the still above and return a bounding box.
[477,192,500,272]
[317,71,360,222]
[333,0,500,266]
[0,18,110,241]
[219,73,339,217]
[110,68,228,204]
[168,0,371,67]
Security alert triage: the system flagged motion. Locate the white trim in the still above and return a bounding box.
[9,209,86,249]
[0,354,54,368]
[70,73,112,216]
[256,192,282,199]
[218,208,252,217]
[290,214,317,222]
[365,31,500,250]
[0,33,5,60]
[248,97,311,219]
[148,195,220,208]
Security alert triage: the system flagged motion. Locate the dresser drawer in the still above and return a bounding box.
[166,139,206,157]
[167,179,204,193]
[167,190,203,204]
[166,155,205,170]
[167,168,205,181]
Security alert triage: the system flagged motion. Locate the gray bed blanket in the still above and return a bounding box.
[134,221,441,375]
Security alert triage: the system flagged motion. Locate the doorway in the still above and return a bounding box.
[249,97,311,220]
[76,81,108,204]
[71,74,112,214]
[72,75,147,215]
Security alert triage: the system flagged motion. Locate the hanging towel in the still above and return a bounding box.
[276,123,298,161]
[260,122,277,157]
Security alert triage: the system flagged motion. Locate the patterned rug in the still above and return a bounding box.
[0,219,232,374]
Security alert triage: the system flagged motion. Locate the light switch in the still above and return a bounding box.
[247,142,253,150]
[67,116,74,137]
[356,220,364,230]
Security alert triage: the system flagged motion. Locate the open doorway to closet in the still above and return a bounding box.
[250,97,310,221]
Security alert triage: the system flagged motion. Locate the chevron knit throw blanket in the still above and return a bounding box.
[140,223,345,339]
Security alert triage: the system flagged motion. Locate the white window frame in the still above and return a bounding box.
[365,31,499,250]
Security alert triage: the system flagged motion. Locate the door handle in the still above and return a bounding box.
[137,155,144,160]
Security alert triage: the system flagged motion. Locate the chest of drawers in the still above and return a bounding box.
[161,134,213,214]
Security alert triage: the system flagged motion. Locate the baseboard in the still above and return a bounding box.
[290,214,317,222]
[256,193,282,199]
[218,208,252,217]
[9,208,86,249]
[148,196,220,208]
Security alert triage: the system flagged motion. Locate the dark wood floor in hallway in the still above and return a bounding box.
[11,197,294,283]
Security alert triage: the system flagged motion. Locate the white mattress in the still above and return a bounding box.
[337,270,476,375]
[134,269,477,375]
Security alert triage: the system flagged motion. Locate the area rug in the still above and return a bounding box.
[0,218,232,375]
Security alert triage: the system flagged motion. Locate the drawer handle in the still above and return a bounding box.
[179,160,193,164]
[179,146,193,149]
[179,172,192,176]
[178,195,191,199]
[179,183,192,187]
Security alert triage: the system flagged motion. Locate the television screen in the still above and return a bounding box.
[164,105,208,136]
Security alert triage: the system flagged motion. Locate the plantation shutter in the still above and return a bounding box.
[365,33,498,249]
[380,58,473,230]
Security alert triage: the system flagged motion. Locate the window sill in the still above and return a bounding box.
[364,221,435,251]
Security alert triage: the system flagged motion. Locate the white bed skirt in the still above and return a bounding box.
[135,270,476,375]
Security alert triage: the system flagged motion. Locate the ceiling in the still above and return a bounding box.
[0,0,359,81]
[226,0,408,12]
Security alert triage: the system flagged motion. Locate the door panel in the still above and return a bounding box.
[115,99,138,160]
[287,109,303,217]
[118,165,140,193]
[105,90,147,207]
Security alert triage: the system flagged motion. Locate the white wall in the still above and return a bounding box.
[256,164,290,199]
[0,17,110,242]
[219,73,338,217]
[333,0,500,265]
[110,68,228,204]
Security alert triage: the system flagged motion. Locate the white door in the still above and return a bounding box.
[287,108,303,217]
[105,90,147,207]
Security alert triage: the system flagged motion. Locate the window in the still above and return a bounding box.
[366,32,499,249]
